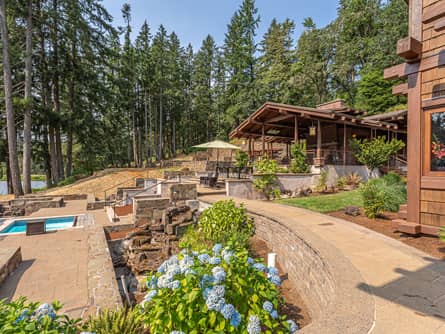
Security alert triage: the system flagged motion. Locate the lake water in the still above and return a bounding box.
[0,180,46,195]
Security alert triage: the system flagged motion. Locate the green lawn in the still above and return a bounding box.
[277,190,363,213]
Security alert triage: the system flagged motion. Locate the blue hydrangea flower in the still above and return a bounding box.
[35,303,56,320]
[167,255,179,265]
[212,266,226,283]
[212,243,223,254]
[247,315,261,334]
[253,263,267,272]
[209,256,221,265]
[143,289,158,303]
[247,257,254,265]
[222,249,235,264]
[146,275,158,289]
[192,251,199,257]
[200,274,214,288]
[203,286,213,299]
[198,253,210,264]
[205,294,225,311]
[157,262,167,273]
[270,310,279,319]
[269,274,282,286]
[211,285,225,298]
[170,331,185,334]
[268,267,279,276]
[158,274,174,288]
[184,268,196,276]
[15,308,30,323]
[230,310,241,327]
[263,301,274,313]
[286,319,299,333]
[180,255,195,267]
[221,303,236,320]
[167,265,182,277]
[167,280,180,290]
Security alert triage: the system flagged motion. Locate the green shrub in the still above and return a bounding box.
[350,136,405,175]
[253,156,281,200]
[83,308,147,334]
[57,176,77,187]
[316,170,328,193]
[335,176,347,190]
[0,298,80,334]
[139,247,298,334]
[235,151,249,168]
[289,141,310,174]
[360,175,406,218]
[181,200,254,251]
[346,172,362,188]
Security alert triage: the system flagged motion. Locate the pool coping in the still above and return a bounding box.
[0,214,86,235]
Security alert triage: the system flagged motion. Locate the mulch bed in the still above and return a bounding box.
[328,210,445,260]
[250,237,311,329]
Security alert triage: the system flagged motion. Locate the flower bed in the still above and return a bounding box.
[140,244,299,333]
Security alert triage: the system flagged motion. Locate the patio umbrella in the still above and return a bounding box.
[192,140,241,173]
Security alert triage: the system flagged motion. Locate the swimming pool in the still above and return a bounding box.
[0,216,76,234]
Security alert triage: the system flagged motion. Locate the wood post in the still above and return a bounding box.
[343,123,347,166]
[316,120,322,160]
[262,124,265,156]
[294,115,299,143]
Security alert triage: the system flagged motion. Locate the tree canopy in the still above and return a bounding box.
[0,0,408,194]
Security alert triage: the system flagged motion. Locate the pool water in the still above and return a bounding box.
[0,216,75,234]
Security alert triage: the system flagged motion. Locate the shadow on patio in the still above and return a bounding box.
[0,259,35,302]
[358,256,445,320]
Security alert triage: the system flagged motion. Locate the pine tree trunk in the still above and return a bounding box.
[159,88,163,160]
[23,0,33,194]
[49,127,58,184]
[51,0,64,181]
[0,0,24,197]
[42,125,52,188]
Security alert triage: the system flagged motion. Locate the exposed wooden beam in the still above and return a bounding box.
[251,120,293,129]
[384,53,445,80]
[266,112,293,123]
[393,83,409,96]
[397,37,422,61]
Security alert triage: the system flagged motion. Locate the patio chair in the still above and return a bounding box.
[26,220,46,236]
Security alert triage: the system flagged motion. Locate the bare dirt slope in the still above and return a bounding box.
[45,168,165,199]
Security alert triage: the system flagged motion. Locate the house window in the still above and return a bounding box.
[430,111,445,172]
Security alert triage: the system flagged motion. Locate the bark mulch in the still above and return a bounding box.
[329,210,445,260]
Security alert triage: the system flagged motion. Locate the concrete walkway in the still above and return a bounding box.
[200,195,445,334]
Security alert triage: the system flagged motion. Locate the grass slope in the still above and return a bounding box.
[277,190,362,213]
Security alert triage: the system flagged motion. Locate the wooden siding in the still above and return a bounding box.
[422,0,445,100]
[420,189,445,226]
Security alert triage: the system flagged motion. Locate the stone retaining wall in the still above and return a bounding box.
[0,247,22,287]
[83,224,122,316]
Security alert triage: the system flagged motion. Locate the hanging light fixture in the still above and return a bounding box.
[309,122,316,136]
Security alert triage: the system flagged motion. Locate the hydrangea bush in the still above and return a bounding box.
[139,245,299,333]
[0,298,80,334]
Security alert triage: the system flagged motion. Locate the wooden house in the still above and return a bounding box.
[386,0,445,235]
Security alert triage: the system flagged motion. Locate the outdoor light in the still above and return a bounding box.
[309,125,316,136]
[267,129,280,135]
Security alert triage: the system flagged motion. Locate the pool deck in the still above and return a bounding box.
[200,195,445,334]
[0,200,119,318]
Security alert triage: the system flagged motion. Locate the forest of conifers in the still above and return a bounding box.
[0,0,408,195]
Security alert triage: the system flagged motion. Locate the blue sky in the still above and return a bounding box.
[101,0,339,50]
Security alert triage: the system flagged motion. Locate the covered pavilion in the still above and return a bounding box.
[229,100,407,166]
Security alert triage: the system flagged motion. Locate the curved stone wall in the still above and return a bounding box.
[250,211,375,334]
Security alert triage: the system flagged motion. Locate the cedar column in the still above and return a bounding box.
[343,123,347,166]
[315,120,323,166]
[294,115,299,143]
[262,124,265,156]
